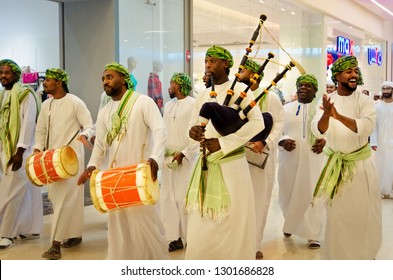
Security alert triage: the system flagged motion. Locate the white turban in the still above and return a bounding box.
[326,78,335,86]
[381,81,393,88]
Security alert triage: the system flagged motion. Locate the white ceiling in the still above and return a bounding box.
[352,0,393,20]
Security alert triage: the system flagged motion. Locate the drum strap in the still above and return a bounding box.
[45,99,54,150]
[46,99,79,150]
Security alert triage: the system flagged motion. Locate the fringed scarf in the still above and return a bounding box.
[313,143,371,205]
[185,146,245,223]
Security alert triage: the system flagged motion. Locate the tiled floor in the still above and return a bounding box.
[1,183,393,260]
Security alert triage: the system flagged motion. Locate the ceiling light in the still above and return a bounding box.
[370,0,393,17]
[290,11,296,15]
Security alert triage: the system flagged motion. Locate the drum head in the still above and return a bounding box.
[60,146,79,176]
[25,153,44,187]
[144,163,159,204]
[90,169,106,213]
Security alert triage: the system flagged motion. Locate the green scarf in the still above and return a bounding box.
[105,89,139,146]
[185,146,245,223]
[313,143,371,205]
[0,82,40,164]
[165,148,179,170]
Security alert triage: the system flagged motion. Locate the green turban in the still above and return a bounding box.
[296,73,318,92]
[45,68,69,84]
[205,45,234,68]
[104,62,134,90]
[331,55,363,85]
[244,59,261,74]
[0,59,21,80]
[171,72,192,96]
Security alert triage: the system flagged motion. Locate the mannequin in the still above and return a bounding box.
[127,56,138,90]
[147,59,163,113]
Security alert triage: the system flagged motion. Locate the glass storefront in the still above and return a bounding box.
[118,0,186,105]
[326,16,386,97]
[0,0,60,90]
[0,0,388,101]
[192,0,325,102]
[192,0,387,101]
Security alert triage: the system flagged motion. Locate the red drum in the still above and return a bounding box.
[26,146,79,186]
[90,162,159,213]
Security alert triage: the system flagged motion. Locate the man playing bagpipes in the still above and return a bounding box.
[237,59,284,259]
[185,45,264,260]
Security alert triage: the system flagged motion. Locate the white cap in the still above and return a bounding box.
[326,78,335,86]
[381,81,393,88]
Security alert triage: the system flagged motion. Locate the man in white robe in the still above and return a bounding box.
[78,62,168,260]
[370,81,393,198]
[185,45,264,260]
[160,73,198,252]
[34,68,94,260]
[311,55,382,259]
[237,58,284,259]
[0,59,42,250]
[277,74,326,249]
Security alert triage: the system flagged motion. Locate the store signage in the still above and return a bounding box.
[368,47,382,66]
[336,36,353,55]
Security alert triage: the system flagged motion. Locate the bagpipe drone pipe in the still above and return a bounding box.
[223,14,267,107]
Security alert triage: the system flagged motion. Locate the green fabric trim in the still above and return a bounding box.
[185,146,245,223]
[0,83,40,164]
[105,89,139,146]
[313,143,371,204]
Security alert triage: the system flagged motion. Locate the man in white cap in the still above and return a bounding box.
[370,81,393,199]
[326,78,336,94]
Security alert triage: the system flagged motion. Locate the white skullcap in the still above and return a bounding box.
[326,78,335,86]
[381,81,393,88]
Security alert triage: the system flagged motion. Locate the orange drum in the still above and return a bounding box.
[26,146,79,186]
[90,162,159,213]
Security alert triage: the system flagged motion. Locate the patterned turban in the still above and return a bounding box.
[104,62,134,90]
[296,73,318,92]
[244,59,261,74]
[205,45,234,68]
[0,59,21,80]
[171,72,192,96]
[45,68,69,84]
[381,81,393,89]
[331,55,363,85]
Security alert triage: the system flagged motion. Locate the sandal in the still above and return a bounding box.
[42,246,62,260]
[168,238,183,252]
[308,240,321,249]
[61,237,82,248]
[381,194,390,199]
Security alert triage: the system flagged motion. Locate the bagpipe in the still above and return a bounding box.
[198,14,298,170]
[199,60,295,140]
